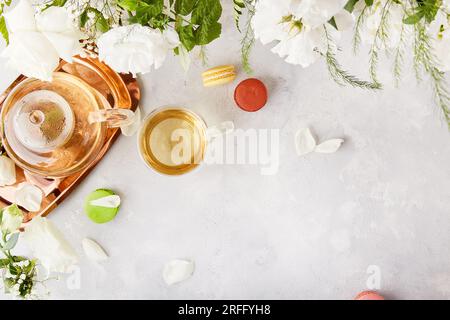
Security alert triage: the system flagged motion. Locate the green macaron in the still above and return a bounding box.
[84,189,119,223]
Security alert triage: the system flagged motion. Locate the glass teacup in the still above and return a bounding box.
[138,107,233,175]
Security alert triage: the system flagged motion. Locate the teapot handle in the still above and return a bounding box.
[70,56,132,109]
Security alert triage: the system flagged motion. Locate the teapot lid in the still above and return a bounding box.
[11,90,75,152]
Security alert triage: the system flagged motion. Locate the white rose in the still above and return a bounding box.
[1,204,23,234]
[97,24,179,76]
[0,155,16,186]
[0,0,82,81]
[22,216,78,273]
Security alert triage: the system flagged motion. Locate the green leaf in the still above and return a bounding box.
[344,0,359,13]
[3,232,19,251]
[175,0,198,16]
[328,17,338,30]
[191,0,222,25]
[0,16,8,44]
[117,0,140,11]
[95,14,110,33]
[130,0,164,25]
[79,9,88,27]
[42,0,67,11]
[194,21,221,45]
[364,0,374,5]
[80,8,110,32]
[178,25,196,51]
[51,0,67,6]
[403,11,424,25]
[0,258,9,268]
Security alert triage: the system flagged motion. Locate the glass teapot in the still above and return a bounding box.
[0,56,134,178]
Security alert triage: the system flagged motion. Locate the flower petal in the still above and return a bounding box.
[1,31,59,81]
[315,138,344,153]
[121,107,141,137]
[163,259,194,285]
[295,128,316,156]
[334,10,354,31]
[36,7,83,62]
[15,183,43,212]
[0,156,16,186]
[82,238,108,262]
[3,0,36,33]
[22,216,78,273]
[89,195,121,208]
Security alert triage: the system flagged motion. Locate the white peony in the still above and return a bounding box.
[22,216,78,273]
[97,24,180,76]
[1,204,23,234]
[0,0,82,81]
[252,0,350,67]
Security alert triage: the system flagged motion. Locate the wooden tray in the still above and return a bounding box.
[0,59,140,222]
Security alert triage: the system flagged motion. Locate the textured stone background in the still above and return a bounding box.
[0,1,449,299]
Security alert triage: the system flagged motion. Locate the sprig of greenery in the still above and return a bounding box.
[393,17,407,85]
[414,21,450,128]
[368,0,393,87]
[233,0,245,32]
[352,5,369,53]
[238,0,256,74]
[0,205,38,299]
[324,26,382,90]
[403,0,440,24]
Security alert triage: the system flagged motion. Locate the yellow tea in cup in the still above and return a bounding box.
[138,107,207,175]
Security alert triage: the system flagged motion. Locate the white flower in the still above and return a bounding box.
[0,0,82,81]
[97,24,180,76]
[1,204,23,234]
[20,274,26,280]
[22,216,78,273]
[252,0,349,67]
[0,156,16,186]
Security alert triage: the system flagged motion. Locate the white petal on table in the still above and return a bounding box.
[121,107,141,137]
[0,156,16,186]
[82,238,109,262]
[15,183,43,212]
[295,128,317,156]
[89,195,121,208]
[315,138,344,153]
[163,259,195,285]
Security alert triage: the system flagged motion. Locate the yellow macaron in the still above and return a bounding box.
[202,65,237,87]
